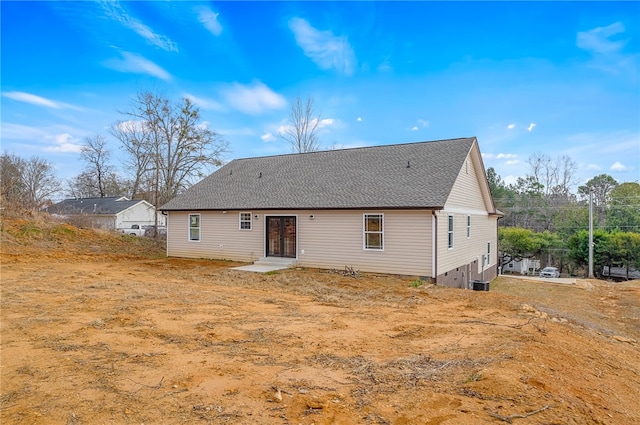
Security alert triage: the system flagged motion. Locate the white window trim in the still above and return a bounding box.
[239,212,252,230]
[466,215,471,239]
[188,213,201,242]
[448,215,454,249]
[363,213,384,251]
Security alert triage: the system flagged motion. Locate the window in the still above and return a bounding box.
[487,241,491,265]
[239,212,252,230]
[467,215,471,238]
[189,214,200,241]
[364,214,383,250]
[448,215,454,249]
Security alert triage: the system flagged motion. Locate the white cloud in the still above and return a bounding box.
[411,126,419,131]
[184,93,224,111]
[1,123,84,153]
[3,91,60,108]
[577,22,626,55]
[527,123,536,132]
[318,118,334,128]
[45,133,83,153]
[482,153,519,161]
[288,17,356,76]
[196,6,223,36]
[277,124,294,135]
[220,81,286,115]
[356,117,362,122]
[507,123,516,129]
[610,161,627,171]
[101,1,178,52]
[115,119,147,133]
[103,51,172,81]
[2,91,82,110]
[261,132,276,142]
[417,119,429,127]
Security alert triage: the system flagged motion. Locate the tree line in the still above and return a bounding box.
[1,92,323,216]
[2,91,230,215]
[2,90,638,278]
[489,154,640,279]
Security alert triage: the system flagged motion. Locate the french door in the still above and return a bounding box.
[266,217,296,258]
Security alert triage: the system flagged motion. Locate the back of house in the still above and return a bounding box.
[160,137,501,287]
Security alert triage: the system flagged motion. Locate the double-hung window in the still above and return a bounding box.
[239,212,252,230]
[189,214,201,241]
[364,214,384,250]
[448,215,454,249]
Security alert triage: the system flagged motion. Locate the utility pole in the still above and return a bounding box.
[588,188,594,278]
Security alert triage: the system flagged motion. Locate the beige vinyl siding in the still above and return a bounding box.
[445,156,489,211]
[437,153,498,275]
[167,211,265,262]
[167,209,433,276]
[297,210,432,276]
[437,211,496,273]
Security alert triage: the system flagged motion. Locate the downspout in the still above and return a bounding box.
[432,210,437,283]
[164,211,169,258]
[496,214,502,276]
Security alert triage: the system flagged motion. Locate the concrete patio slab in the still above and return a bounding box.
[231,263,289,273]
[231,258,296,273]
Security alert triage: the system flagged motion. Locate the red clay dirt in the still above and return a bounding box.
[1,218,639,424]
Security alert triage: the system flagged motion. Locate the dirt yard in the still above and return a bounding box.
[1,218,639,424]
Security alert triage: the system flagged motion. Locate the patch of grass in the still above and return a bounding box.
[265,270,280,275]
[19,222,43,239]
[409,279,423,288]
[465,372,483,383]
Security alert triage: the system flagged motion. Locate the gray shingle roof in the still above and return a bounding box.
[46,197,142,215]
[160,137,478,211]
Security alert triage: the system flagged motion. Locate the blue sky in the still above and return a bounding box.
[2,1,639,189]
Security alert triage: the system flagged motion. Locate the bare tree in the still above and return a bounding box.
[279,96,322,153]
[527,153,576,197]
[80,134,114,198]
[1,153,61,213]
[0,152,25,207]
[67,171,130,199]
[118,91,228,207]
[22,157,62,209]
[111,119,153,200]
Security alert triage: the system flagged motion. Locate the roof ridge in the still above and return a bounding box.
[229,136,476,163]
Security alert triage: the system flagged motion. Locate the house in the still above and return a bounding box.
[502,257,541,275]
[46,196,161,230]
[159,137,501,287]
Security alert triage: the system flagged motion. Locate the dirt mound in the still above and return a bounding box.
[1,216,165,260]
[1,218,639,424]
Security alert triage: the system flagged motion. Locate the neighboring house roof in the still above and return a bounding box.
[161,137,493,211]
[46,196,146,216]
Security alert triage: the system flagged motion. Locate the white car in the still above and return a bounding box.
[539,267,560,278]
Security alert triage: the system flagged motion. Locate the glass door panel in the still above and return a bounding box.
[266,217,296,258]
